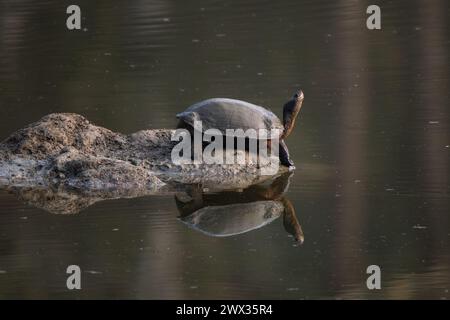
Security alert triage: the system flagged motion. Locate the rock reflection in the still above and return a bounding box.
[3,184,175,215]
[175,172,303,243]
[2,171,303,243]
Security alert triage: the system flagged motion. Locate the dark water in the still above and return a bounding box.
[0,0,449,299]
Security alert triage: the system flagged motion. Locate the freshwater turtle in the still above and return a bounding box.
[176,90,304,168]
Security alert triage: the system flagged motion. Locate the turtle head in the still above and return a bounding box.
[282,90,304,139]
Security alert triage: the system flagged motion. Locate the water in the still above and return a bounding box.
[0,0,449,299]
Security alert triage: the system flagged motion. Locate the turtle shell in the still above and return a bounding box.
[176,98,284,137]
[180,200,283,237]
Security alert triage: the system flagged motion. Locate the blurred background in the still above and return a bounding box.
[0,0,449,299]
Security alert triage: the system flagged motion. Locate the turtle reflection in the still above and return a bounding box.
[175,172,303,243]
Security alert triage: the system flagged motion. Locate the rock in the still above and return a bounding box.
[0,113,285,194]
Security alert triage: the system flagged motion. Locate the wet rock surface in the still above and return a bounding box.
[0,113,284,196]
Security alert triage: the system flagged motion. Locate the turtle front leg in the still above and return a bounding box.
[279,139,295,169]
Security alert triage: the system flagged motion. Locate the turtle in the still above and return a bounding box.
[176,90,305,168]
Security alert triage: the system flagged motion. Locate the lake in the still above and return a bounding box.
[0,0,449,299]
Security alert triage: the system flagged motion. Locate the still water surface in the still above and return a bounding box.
[0,0,449,299]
